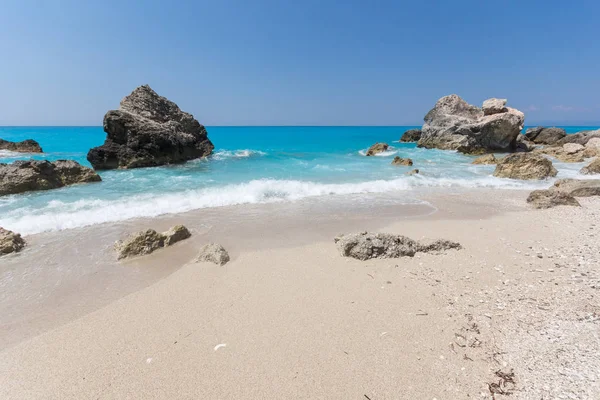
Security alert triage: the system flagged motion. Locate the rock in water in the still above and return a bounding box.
[196,243,230,265]
[391,156,413,166]
[406,169,419,175]
[556,129,600,146]
[87,85,214,170]
[524,127,567,145]
[526,190,580,209]
[472,154,497,165]
[581,158,600,175]
[0,139,43,153]
[0,227,26,255]
[0,160,101,196]
[334,232,461,261]
[553,179,600,197]
[365,143,389,156]
[400,129,422,142]
[418,95,524,154]
[115,225,191,259]
[493,153,557,180]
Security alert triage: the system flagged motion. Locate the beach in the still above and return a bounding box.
[2,188,599,399]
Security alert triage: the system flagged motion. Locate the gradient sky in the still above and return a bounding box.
[1,0,599,126]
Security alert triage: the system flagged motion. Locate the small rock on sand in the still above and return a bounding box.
[196,243,230,265]
[115,225,191,260]
[0,227,26,255]
[526,190,580,209]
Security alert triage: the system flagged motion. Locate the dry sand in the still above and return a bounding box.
[1,189,599,399]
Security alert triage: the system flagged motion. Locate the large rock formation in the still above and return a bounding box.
[417,95,524,154]
[196,243,230,265]
[581,158,600,175]
[87,85,214,170]
[0,160,101,196]
[391,156,413,166]
[334,232,461,261]
[526,190,580,209]
[365,143,389,156]
[524,127,566,145]
[400,129,422,142]
[0,139,43,153]
[493,153,557,180]
[0,227,26,255]
[553,179,600,197]
[115,225,191,259]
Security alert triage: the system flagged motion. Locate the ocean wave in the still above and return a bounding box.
[0,150,37,159]
[358,146,399,157]
[1,175,548,235]
[211,149,266,160]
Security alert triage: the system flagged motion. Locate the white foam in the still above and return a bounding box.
[0,150,28,159]
[357,146,399,157]
[211,149,266,160]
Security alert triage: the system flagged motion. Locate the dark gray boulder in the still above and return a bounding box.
[0,139,43,153]
[87,85,214,170]
[417,95,525,154]
[0,160,101,196]
[524,127,566,145]
[400,129,422,142]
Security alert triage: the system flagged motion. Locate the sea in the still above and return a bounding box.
[1,126,598,235]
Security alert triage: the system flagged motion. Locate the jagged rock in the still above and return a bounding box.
[418,95,524,154]
[391,156,413,166]
[526,190,580,209]
[196,243,230,265]
[334,232,461,261]
[493,153,557,180]
[524,127,567,145]
[563,143,585,154]
[0,160,101,196]
[366,143,389,156]
[581,158,600,175]
[0,139,43,153]
[400,129,422,142]
[0,227,26,255]
[87,85,214,170]
[515,134,535,152]
[482,98,507,115]
[556,129,600,146]
[115,225,191,259]
[406,169,419,175]
[553,179,600,197]
[472,154,497,165]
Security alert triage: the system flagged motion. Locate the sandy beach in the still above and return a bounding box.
[2,189,599,399]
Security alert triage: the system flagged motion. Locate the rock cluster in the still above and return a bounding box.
[196,243,230,265]
[0,160,101,196]
[87,85,214,170]
[391,156,413,166]
[115,225,191,259]
[493,153,557,180]
[556,129,600,146]
[0,139,43,153]
[418,95,524,154]
[399,129,422,142]
[365,143,389,156]
[0,227,26,256]
[334,232,461,261]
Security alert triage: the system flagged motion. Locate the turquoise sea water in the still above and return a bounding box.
[1,126,598,234]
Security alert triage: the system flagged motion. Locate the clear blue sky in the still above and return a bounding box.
[1,0,599,126]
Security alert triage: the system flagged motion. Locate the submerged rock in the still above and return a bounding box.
[406,169,419,175]
[391,156,413,166]
[115,225,191,259]
[0,160,101,196]
[524,127,567,145]
[553,179,600,197]
[334,232,461,261]
[196,243,230,265]
[366,143,389,156]
[87,85,214,170]
[418,95,524,154]
[0,139,43,153]
[472,154,497,165]
[526,190,580,209]
[493,153,557,180]
[0,227,26,255]
[581,158,600,175]
[400,129,422,142]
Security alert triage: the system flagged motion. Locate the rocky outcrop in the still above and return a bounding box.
[417,95,524,154]
[493,153,557,180]
[0,139,43,153]
[556,129,600,146]
[482,98,507,115]
[334,232,461,261]
[365,143,389,156]
[400,129,422,142]
[391,156,413,166]
[553,179,600,197]
[196,243,230,265]
[524,127,566,145]
[87,85,214,170]
[0,227,26,255]
[115,225,191,259]
[472,154,497,165]
[526,190,580,209]
[581,158,600,175]
[0,160,101,196]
